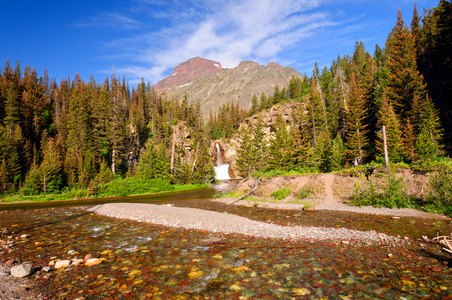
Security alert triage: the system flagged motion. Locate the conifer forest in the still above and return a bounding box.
[0,2,451,198]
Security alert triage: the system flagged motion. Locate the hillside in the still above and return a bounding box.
[153,57,302,118]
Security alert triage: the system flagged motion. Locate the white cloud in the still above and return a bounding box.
[121,0,335,83]
[100,0,377,84]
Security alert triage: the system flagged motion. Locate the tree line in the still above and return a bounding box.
[0,66,215,194]
[236,3,449,177]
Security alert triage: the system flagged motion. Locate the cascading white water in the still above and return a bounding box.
[214,143,231,180]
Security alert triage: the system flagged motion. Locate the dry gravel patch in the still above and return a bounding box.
[0,263,43,300]
[88,203,405,245]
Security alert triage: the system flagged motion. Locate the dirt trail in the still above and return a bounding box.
[216,174,451,220]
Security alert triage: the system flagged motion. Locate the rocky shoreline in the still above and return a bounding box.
[88,203,408,246]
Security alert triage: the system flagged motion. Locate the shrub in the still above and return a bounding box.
[429,163,452,206]
[294,188,312,199]
[351,171,412,208]
[271,188,291,200]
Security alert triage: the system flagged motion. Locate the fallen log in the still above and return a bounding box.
[227,177,261,205]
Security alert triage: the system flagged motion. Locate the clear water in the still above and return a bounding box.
[1,195,451,299]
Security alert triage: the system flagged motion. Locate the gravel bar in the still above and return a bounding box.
[88,203,405,246]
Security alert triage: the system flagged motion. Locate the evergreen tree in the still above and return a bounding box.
[376,93,406,162]
[345,73,368,165]
[0,159,8,192]
[314,130,332,172]
[138,140,171,181]
[250,94,259,115]
[330,133,346,171]
[235,125,255,177]
[268,117,296,171]
[252,118,269,171]
[40,137,63,193]
[386,9,426,123]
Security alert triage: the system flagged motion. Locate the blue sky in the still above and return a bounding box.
[0,0,439,86]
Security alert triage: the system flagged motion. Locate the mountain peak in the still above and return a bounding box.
[154,57,222,92]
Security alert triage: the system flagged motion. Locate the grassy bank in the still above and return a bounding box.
[0,177,208,203]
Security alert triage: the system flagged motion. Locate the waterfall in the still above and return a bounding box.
[214,143,231,180]
[216,143,222,165]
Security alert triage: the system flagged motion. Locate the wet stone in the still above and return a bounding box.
[11,263,33,278]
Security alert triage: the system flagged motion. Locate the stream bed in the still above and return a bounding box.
[0,195,451,299]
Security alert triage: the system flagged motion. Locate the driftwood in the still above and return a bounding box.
[421,234,452,254]
[227,177,261,205]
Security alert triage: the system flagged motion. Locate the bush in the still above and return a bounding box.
[351,171,412,208]
[429,163,452,206]
[294,188,312,199]
[96,177,174,197]
[271,188,291,200]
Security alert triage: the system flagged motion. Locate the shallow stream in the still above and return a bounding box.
[0,189,451,299]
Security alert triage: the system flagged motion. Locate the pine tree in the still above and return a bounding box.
[376,93,406,162]
[235,125,255,177]
[138,139,171,181]
[40,137,63,193]
[402,118,417,162]
[250,94,259,115]
[330,133,346,171]
[314,130,332,172]
[0,158,8,192]
[345,73,368,165]
[416,96,442,160]
[252,118,268,171]
[386,9,426,123]
[268,117,296,171]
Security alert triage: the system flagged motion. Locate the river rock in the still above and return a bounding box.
[41,266,52,272]
[55,259,72,269]
[85,258,102,267]
[11,264,33,278]
[71,258,84,266]
[84,254,93,262]
[0,271,9,276]
[5,259,15,265]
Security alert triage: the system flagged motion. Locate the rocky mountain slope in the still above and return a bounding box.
[153,57,302,118]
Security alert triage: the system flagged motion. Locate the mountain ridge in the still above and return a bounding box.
[153,57,302,117]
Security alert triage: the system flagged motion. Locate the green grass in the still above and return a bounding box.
[1,177,207,203]
[252,168,318,178]
[213,191,244,199]
[270,188,292,200]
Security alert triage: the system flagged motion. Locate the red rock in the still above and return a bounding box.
[154,57,222,92]
[432,267,442,272]
[84,254,93,262]
[5,259,15,265]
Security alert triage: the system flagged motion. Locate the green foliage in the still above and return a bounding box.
[294,188,312,199]
[330,133,346,171]
[429,163,452,207]
[138,140,171,181]
[271,188,292,200]
[21,164,42,195]
[351,171,412,208]
[268,116,296,171]
[95,177,203,197]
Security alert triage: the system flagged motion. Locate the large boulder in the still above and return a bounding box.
[11,264,33,278]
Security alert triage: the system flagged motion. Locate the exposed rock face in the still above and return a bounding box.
[153,58,302,118]
[154,57,222,93]
[226,101,305,178]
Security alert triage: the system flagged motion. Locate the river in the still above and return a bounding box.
[0,188,451,299]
